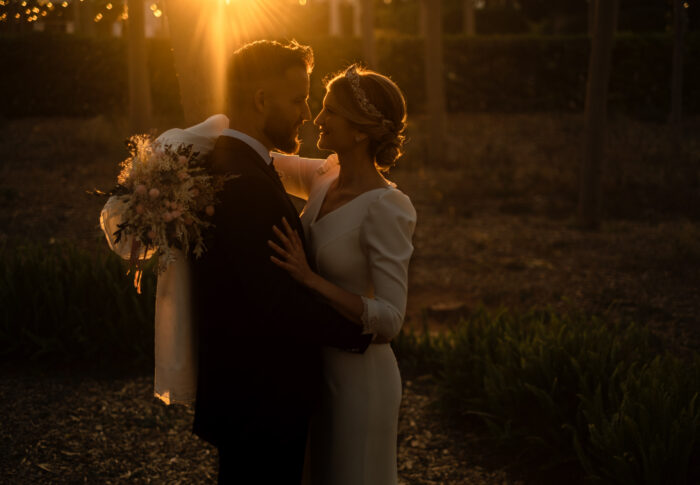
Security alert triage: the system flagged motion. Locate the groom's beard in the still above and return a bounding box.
[263,112,301,154]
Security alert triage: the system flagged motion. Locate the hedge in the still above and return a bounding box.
[2,32,699,120]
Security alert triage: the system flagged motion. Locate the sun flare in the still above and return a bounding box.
[165,0,291,119]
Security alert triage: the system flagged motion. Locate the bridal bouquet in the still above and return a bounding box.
[104,134,234,289]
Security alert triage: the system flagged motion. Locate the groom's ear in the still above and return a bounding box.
[253,88,266,113]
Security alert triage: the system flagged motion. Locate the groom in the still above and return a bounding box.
[189,40,372,484]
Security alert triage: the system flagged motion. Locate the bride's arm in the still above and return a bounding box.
[271,153,335,201]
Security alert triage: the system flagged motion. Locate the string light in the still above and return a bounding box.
[105,2,112,9]
[150,3,157,11]
[299,0,306,5]
[94,12,102,21]
[61,1,67,7]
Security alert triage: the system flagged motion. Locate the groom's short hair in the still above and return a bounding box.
[227,40,314,109]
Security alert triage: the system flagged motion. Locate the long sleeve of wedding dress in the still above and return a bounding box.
[359,189,417,339]
[271,152,336,200]
[99,114,229,406]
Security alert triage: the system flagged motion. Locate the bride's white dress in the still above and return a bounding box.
[273,153,417,485]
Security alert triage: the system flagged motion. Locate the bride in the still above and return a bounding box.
[269,64,416,485]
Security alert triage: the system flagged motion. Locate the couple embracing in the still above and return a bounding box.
[164,40,415,484]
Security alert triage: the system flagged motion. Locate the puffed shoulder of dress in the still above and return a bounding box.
[362,188,417,242]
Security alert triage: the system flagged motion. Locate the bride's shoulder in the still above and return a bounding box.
[366,187,416,224]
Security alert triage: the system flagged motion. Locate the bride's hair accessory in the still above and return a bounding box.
[345,65,395,131]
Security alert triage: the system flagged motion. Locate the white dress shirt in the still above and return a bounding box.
[221,128,272,165]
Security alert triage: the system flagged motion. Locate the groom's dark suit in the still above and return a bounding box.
[190,135,371,484]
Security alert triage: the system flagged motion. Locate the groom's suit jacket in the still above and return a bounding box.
[190,135,372,447]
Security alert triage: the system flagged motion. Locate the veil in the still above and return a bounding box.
[100,114,229,405]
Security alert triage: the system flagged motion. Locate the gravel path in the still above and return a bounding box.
[0,367,513,484]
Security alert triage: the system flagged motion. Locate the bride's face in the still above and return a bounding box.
[314,91,363,153]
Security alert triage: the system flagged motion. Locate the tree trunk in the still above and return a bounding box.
[360,0,375,68]
[164,0,230,125]
[578,0,619,229]
[352,0,361,37]
[670,0,687,126]
[127,0,152,133]
[587,0,595,36]
[329,0,341,36]
[422,0,446,163]
[72,0,82,35]
[463,0,475,35]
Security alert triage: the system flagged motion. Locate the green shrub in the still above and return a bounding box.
[573,355,700,484]
[0,243,156,368]
[395,309,700,482]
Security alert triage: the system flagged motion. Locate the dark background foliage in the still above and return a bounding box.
[2,32,699,121]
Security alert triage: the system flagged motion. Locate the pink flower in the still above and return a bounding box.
[205,205,215,216]
[171,210,182,219]
[135,203,145,215]
[149,188,160,199]
[178,171,189,181]
[148,230,157,240]
[183,215,193,225]
[178,156,188,165]
[134,184,147,196]
[162,212,173,223]
[190,188,200,198]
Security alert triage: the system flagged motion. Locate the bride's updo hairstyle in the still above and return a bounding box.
[324,65,407,172]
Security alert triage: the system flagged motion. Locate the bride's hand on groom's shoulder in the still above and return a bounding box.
[269,217,317,288]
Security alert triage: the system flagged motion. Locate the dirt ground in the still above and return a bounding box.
[0,366,515,485]
[0,113,698,483]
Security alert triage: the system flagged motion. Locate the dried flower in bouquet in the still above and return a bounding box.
[105,135,236,290]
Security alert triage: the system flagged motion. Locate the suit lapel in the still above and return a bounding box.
[212,136,308,252]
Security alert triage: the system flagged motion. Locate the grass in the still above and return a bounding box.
[0,242,156,370]
[393,309,700,484]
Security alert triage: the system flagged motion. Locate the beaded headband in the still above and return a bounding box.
[344,66,395,131]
